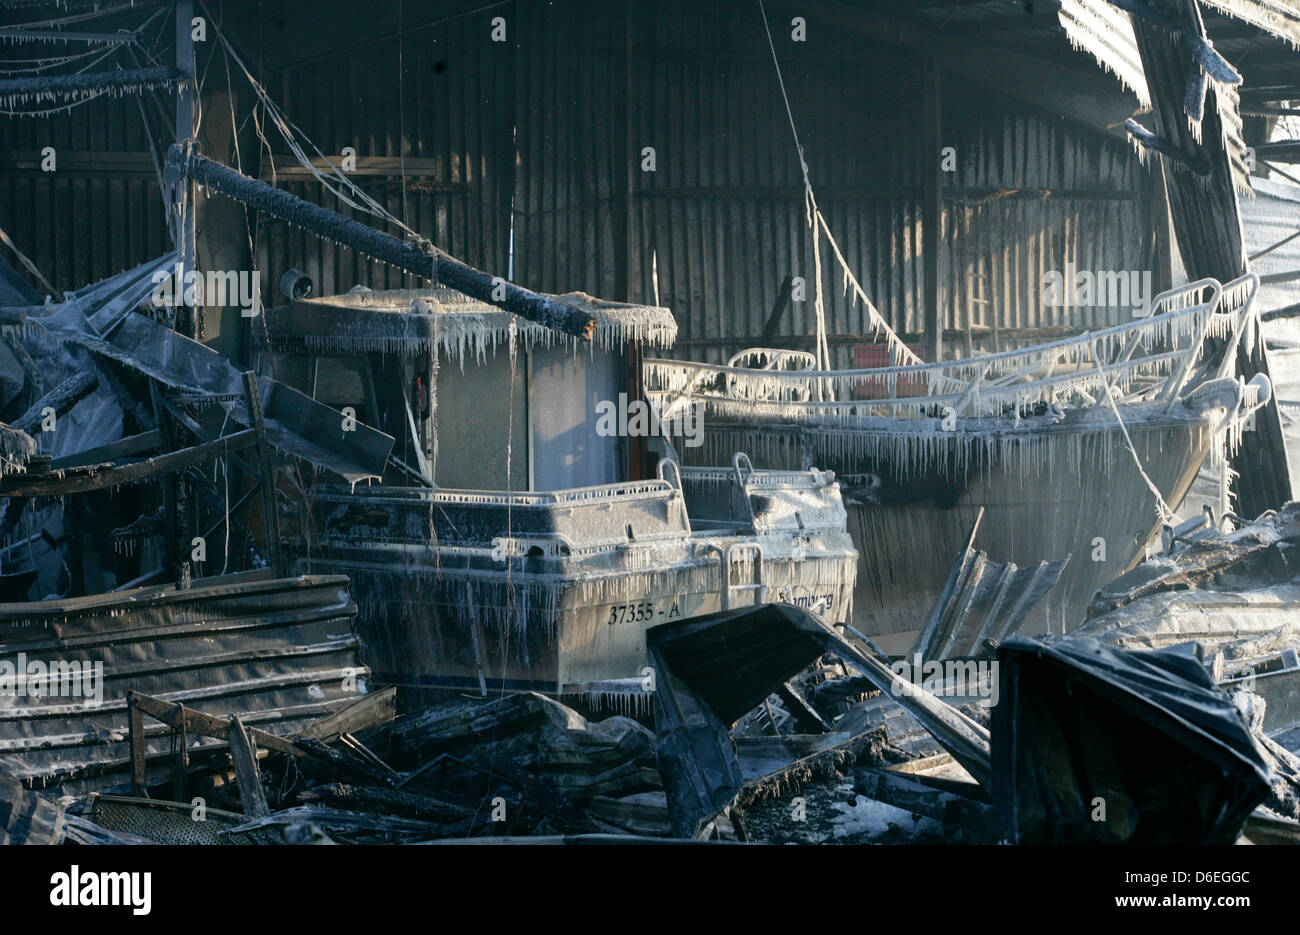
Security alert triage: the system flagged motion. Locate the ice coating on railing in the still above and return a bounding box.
[646,279,1237,419]
[645,277,1262,433]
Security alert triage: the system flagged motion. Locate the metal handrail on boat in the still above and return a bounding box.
[643,277,1258,423]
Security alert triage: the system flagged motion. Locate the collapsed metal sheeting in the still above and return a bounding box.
[648,603,992,838]
[993,635,1272,844]
[1058,0,1152,107]
[31,254,394,484]
[913,511,1069,661]
[0,569,371,790]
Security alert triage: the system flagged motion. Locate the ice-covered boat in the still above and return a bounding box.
[645,274,1271,643]
[260,287,858,706]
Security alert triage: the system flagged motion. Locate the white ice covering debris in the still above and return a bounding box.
[829,781,942,840]
[271,287,677,366]
[0,423,35,477]
[1059,0,1152,108]
[1199,0,1300,49]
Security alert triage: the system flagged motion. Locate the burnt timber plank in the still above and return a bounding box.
[0,430,257,497]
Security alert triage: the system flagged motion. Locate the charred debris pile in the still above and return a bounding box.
[0,245,1296,845]
[0,483,1294,843]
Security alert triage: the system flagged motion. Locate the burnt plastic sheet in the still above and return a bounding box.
[993,635,1272,844]
[649,603,993,838]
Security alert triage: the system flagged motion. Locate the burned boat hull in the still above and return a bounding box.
[647,277,1265,642]
[680,408,1214,641]
[301,465,858,705]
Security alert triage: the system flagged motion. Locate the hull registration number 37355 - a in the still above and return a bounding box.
[607,600,683,626]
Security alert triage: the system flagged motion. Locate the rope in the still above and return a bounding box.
[756,0,923,371]
[200,0,420,241]
[1090,346,1176,524]
[0,221,55,295]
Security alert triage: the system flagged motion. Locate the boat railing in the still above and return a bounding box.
[675,464,837,489]
[643,276,1260,421]
[312,480,680,509]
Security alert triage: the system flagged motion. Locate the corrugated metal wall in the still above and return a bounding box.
[259,10,515,294]
[0,91,170,293]
[621,1,1154,364]
[627,4,925,365]
[943,84,1152,345]
[0,0,1155,367]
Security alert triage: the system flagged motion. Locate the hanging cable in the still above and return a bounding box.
[1090,347,1176,524]
[755,0,923,370]
[198,0,420,242]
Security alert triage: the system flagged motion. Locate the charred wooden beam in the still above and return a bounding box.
[127,689,300,758]
[296,686,397,744]
[1262,301,1300,322]
[227,714,270,818]
[47,429,162,470]
[759,275,795,344]
[0,429,256,497]
[168,149,596,340]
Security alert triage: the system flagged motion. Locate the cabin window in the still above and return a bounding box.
[313,356,371,420]
[433,349,528,491]
[527,345,621,491]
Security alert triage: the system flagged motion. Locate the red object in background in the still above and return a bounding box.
[851,344,926,399]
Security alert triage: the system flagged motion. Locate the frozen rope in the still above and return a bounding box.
[0,45,106,74]
[1091,345,1176,524]
[757,0,922,370]
[0,221,54,295]
[3,1,157,32]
